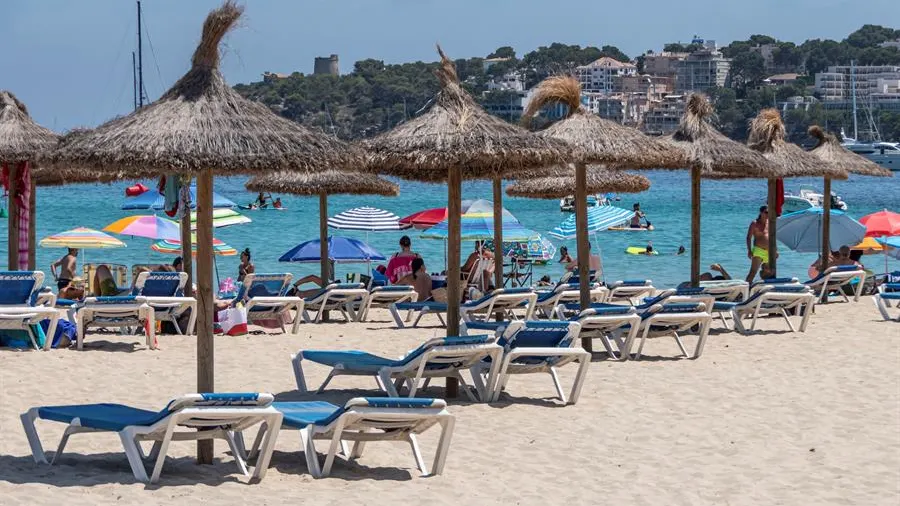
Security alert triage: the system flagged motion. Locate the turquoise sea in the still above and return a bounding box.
[2,171,898,289]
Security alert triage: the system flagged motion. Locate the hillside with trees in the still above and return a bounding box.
[233,25,900,142]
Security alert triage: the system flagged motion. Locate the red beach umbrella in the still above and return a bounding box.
[400,207,448,229]
[860,210,900,238]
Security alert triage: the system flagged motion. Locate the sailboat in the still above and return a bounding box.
[839,61,900,171]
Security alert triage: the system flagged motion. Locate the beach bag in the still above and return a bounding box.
[216,306,248,336]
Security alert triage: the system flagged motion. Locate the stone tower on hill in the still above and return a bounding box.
[314,54,339,76]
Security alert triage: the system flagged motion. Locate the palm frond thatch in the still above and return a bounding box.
[506,166,650,198]
[0,90,58,163]
[522,75,688,170]
[807,125,892,177]
[246,171,399,197]
[45,1,361,178]
[665,94,780,178]
[359,45,570,182]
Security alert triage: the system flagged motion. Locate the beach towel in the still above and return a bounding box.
[40,319,76,348]
[1,161,30,270]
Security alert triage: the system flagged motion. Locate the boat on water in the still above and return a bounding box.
[559,193,617,212]
[841,135,900,171]
[783,185,848,214]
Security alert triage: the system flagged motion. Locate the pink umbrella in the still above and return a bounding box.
[104,215,181,241]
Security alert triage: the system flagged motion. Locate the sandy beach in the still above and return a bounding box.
[1,300,898,506]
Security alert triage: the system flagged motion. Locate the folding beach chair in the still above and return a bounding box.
[631,302,712,360]
[20,393,283,484]
[607,279,656,305]
[302,283,370,323]
[723,284,816,335]
[234,273,304,333]
[359,286,417,322]
[133,271,197,335]
[874,283,900,321]
[469,321,589,404]
[241,397,454,478]
[0,271,61,351]
[292,335,503,402]
[533,281,608,319]
[76,296,157,350]
[804,265,867,303]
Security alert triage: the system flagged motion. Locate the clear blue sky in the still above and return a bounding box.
[2,0,897,131]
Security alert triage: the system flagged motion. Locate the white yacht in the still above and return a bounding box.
[842,138,900,171]
[559,193,614,212]
[783,185,849,214]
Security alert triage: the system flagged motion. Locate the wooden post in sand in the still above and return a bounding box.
[821,177,832,271]
[7,163,18,270]
[196,169,214,464]
[28,176,36,270]
[492,178,504,320]
[180,203,193,298]
[690,166,701,287]
[319,193,330,321]
[767,179,778,277]
[445,166,462,398]
[574,162,592,352]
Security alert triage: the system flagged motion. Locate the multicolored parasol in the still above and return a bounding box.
[39,227,126,249]
[104,215,181,241]
[190,208,251,229]
[151,237,237,256]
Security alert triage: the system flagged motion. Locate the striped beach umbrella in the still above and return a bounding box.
[104,215,181,241]
[39,227,126,249]
[422,200,539,242]
[189,208,251,230]
[151,237,237,256]
[327,206,408,231]
[548,206,633,240]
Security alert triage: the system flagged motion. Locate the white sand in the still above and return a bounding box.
[1,301,898,505]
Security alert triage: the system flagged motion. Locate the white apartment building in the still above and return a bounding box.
[575,57,637,94]
[486,71,526,92]
[675,48,731,92]
[815,65,900,101]
[641,94,686,136]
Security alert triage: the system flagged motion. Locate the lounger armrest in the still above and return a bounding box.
[505,347,590,358]
[247,296,304,305]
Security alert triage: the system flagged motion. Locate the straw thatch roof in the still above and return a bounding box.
[745,109,848,179]
[31,165,124,187]
[246,171,399,197]
[807,125,892,177]
[45,1,361,178]
[664,94,780,178]
[521,76,688,169]
[0,90,57,163]
[359,46,570,182]
[506,166,650,198]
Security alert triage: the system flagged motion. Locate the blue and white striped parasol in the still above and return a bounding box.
[327,207,409,231]
[549,206,634,240]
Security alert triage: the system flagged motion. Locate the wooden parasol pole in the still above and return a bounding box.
[446,166,462,398]
[195,168,214,465]
[492,178,504,320]
[574,162,592,351]
[821,177,832,272]
[690,166,701,287]
[319,193,331,321]
[7,163,19,270]
[767,179,778,277]
[180,199,193,298]
[28,175,36,270]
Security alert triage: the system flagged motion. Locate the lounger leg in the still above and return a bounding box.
[292,355,309,393]
[374,374,387,393]
[119,430,150,483]
[149,424,176,483]
[299,428,322,478]
[483,348,503,402]
[430,415,455,476]
[322,419,348,477]
[435,311,446,327]
[51,424,81,465]
[246,423,267,461]
[718,312,731,330]
[407,434,427,475]
[456,373,478,402]
[76,310,86,350]
[42,314,59,351]
[798,299,814,332]
[672,332,689,358]
[692,319,711,359]
[143,306,157,350]
[317,369,339,394]
[568,353,591,405]
[389,304,405,328]
[549,368,566,403]
[225,431,250,477]
[20,409,48,464]
[492,356,515,402]
[350,437,366,459]
[380,370,400,397]
[186,302,198,335]
[412,311,426,328]
[291,304,302,334]
[781,308,796,332]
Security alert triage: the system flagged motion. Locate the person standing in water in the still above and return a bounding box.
[745,205,769,282]
[50,248,79,291]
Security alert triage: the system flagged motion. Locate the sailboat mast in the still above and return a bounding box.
[850,60,858,141]
[137,0,144,109]
[132,52,138,111]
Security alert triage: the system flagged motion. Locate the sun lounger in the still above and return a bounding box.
[874,283,900,321]
[631,302,712,360]
[0,271,61,351]
[241,397,454,478]
[533,281,608,319]
[389,288,537,328]
[554,288,677,320]
[292,335,502,402]
[607,279,656,305]
[567,305,642,361]
[359,285,417,322]
[804,265,867,302]
[302,283,370,323]
[390,300,447,328]
[133,271,197,335]
[468,321,589,404]
[20,392,283,484]
[721,284,816,335]
[234,273,304,333]
[75,296,157,350]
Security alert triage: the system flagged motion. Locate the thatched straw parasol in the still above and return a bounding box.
[46,1,362,464]
[246,171,399,290]
[664,94,781,286]
[506,166,650,198]
[807,125,892,271]
[520,75,685,330]
[1,90,59,270]
[360,46,569,395]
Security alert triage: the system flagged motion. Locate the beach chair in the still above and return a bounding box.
[533,281,608,319]
[873,283,900,321]
[292,335,503,402]
[631,302,712,360]
[234,273,304,334]
[469,321,589,404]
[301,282,370,323]
[723,284,816,335]
[803,265,867,302]
[0,271,61,351]
[389,300,448,328]
[607,279,656,305]
[553,288,677,320]
[133,271,197,335]
[389,288,537,328]
[20,392,283,484]
[568,305,642,361]
[359,286,418,322]
[241,397,454,478]
[75,296,157,350]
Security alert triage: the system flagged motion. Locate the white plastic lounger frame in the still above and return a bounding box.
[359,285,417,322]
[133,271,197,335]
[76,296,157,350]
[459,288,538,323]
[244,398,454,478]
[731,285,816,335]
[805,265,866,303]
[873,283,900,321]
[238,273,304,334]
[533,283,608,319]
[0,271,61,351]
[389,301,447,328]
[21,393,282,484]
[631,302,712,360]
[574,307,642,361]
[607,279,656,305]
[302,283,370,323]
